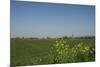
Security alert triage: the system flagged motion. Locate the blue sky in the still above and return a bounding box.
[11,1,95,38]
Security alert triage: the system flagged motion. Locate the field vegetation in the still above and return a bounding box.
[11,36,95,66]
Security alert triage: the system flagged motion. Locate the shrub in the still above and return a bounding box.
[49,38,95,63]
[49,38,68,63]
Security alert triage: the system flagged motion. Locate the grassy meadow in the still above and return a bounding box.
[11,37,95,66]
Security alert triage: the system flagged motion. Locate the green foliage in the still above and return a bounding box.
[49,38,95,63]
[11,38,95,66]
[11,38,55,66]
[49,38,68,63]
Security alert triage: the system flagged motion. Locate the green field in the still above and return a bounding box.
[11,38,95,66]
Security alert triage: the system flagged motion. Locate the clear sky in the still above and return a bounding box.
[11,1,95,38]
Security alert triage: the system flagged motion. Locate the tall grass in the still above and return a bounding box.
[11,38,95,66]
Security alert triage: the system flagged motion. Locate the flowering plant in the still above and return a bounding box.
[49,38,95,63]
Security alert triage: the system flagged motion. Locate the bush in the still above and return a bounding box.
[49,38,69,63]
[49,38,95,64]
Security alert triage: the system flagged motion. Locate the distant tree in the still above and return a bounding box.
[71,33,74,38]
[75,36,95,39]
[22,37,24,39]
[46,37,51,39]
[63,36,68,39]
